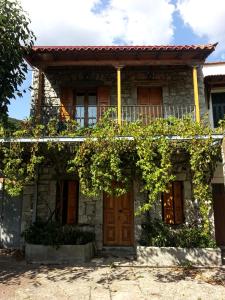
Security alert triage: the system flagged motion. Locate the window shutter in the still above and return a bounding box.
[163,181,184,225]
[137,87,162,121]
[137,87,150,105]
[97,86,110,106]
[173,181,184,224]
[149,87,162,105]
[163,184,175,224]
[97,86,110,119]
[60,87,74,120]
[67,181,78,225]
[137,87,162,105]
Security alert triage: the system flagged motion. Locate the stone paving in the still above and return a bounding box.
[0,254,225,300]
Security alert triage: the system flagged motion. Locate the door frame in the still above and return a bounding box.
[103,187,134,247]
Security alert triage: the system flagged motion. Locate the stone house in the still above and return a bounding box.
[203,62,225,247]
[2,44,225,251]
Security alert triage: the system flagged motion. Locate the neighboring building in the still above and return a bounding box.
[203,62,225,127]
[203,62,225,247]
[3,44,225,251]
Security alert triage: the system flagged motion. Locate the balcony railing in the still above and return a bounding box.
[33,104,196,127]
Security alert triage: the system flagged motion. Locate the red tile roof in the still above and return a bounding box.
[26,44,217,67]
[32,44,217,53]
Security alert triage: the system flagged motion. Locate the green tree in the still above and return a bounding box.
[0,0,35,124]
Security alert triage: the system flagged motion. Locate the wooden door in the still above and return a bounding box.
[137,87,162,105]
[137,87,162,121]
[212,183,225,246]
[103,191,134,246]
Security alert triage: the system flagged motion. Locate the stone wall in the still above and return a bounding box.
[20,162,199,250]
[133,166,195,245]
[31,65,206,114]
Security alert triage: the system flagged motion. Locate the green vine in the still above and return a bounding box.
[0,114,223,234]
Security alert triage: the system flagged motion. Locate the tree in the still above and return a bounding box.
[0,0,35,124]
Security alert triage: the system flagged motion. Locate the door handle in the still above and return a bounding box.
[118,209,123,213]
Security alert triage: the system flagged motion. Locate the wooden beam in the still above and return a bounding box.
[36,69,44,119]
[32,59,204,68]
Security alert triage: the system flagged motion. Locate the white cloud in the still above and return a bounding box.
[21,0,175,45]
[177,0,225,58]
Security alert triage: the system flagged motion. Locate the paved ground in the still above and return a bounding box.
[0,252,225,299]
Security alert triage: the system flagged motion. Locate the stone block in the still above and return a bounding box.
[25,242,95,263]
[86,203,96,216]
[23,185,34,195]
[137,246,222,266]
[38,185,49,193]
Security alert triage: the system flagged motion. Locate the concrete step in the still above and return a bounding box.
[99,246,136,258]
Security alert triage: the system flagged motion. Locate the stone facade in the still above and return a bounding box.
[18,65,213,250]
[21,166,196,250]
[31,65,205,113]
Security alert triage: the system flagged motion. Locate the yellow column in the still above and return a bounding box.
[193,66,201,123]
[117,66,122,126]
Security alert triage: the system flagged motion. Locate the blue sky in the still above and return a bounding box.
[8,0,225,120]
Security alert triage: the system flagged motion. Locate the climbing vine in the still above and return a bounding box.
[0,113,223,233]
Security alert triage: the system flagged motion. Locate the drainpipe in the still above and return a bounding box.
[192,66,201,123]
[116,66,123,127]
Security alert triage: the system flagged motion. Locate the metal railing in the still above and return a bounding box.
[121,105,195,125]
[33,104,196,126]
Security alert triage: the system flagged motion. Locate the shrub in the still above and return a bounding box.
[139,218,216,248]
[22,220,95,247]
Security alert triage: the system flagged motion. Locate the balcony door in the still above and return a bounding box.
[137,86,162,122]
[75,90,97,127]
[60,86,110,127]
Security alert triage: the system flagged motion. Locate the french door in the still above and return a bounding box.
[75,90,97,127]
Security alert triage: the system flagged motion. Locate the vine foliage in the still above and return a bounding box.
[0,114,222,233]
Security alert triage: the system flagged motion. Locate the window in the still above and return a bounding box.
[56,180,79,225]
[74,91,97,127]
[162,181,184,225]
[211,92,225,127]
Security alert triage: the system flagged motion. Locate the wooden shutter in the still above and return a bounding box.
[137,87,162,105]
[149,87,162,105]
[98,86,110,106]
[163,184,174,224]
[163,181,184,225]
[173,181,184,224]
[137,87,150,105]
[97,86,110,119]
[137,87,162,121]
[60,87,74,120]
[67,181,78,225]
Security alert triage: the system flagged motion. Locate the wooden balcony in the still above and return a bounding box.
[33,104,196,127]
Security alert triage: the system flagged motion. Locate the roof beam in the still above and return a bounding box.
[32,59,204,68]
